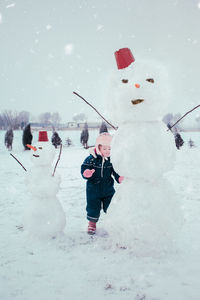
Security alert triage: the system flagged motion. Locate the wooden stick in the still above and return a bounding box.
[167,104,200,131]
[52,144,62,177]
[10,153,27,172]
[73,91,118,130]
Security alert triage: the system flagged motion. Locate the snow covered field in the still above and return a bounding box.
[1,129,200,300]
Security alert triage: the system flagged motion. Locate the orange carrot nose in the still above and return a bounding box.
[135,83,140,88]
[26,144,37,151]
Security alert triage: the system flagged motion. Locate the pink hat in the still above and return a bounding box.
[114,47,135,69]
[95,133,112,155]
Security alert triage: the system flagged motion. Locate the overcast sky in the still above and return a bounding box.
[0,0,200,122]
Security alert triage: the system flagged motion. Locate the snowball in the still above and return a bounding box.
[64,43,74,55]
[6,3,16,8]
[97,24,104,31]
[46,24,52,30]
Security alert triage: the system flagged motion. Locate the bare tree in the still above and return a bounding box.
[1,110,30,129]
[162,113,173,127]
[2,110,13,128]
[163,113,183,131]
[195,115,200,128]
[38,112,52,125]
[51,112,61,127]
[73,113,86,123]
[18,111,30,128]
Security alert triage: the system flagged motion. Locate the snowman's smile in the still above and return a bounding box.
[131,99,144,105]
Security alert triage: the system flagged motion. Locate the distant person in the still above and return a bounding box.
[188,139,195,148]
[5,128,13,151]
[65,137,72,147]
[175,132,184,150]
[81,133,124,235]
[167,124,184,150]
[51,131,62,148]
[80,122,89,149]
[22,123,33,150]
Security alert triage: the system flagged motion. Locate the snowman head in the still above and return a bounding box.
[27,131,55,167]
[107,48,171,125]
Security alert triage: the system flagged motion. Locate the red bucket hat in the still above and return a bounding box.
[38,131,49,142]
[114,47,135,69]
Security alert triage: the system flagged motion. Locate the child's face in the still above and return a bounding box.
[99,145,111,157]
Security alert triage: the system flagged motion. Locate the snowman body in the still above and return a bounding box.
[24,141,66,238]
[105,58,182,255]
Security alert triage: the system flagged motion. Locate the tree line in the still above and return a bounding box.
[0,110,30,130]
[0,110,62,130]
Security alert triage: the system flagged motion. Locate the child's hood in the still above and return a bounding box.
[95,132,112,155]
[89,147,108,160]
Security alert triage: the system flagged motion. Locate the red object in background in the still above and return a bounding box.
[114,48,135,69]
[38,131,49,142]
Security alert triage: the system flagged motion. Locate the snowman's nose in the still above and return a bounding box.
[135,83,140,88]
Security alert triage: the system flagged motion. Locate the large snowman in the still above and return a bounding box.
[105,48,182,255]
[23,131,66,239]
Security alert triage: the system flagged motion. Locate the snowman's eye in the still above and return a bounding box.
[131,99,144,105]
[146,78,154,83]
[122,79,128,83]
[38,147,43,149]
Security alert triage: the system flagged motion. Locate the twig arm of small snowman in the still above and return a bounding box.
[167,104,200,131]
[52,144,62,177]
[73,91,118,130]
[10,153,27,172]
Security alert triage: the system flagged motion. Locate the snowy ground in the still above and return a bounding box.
[1,129,200,300]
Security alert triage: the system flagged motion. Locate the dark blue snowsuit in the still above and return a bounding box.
[81,150,120,223]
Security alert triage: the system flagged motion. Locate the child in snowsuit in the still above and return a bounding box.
[81,132,123,234]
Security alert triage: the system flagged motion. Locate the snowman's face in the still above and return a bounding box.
[107,59,171,124]
[31,142,55,167]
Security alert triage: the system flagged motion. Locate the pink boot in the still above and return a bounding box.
[88,221,96,235]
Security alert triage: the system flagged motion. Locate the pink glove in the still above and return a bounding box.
[118,176,124,184]
[83,169,95,178]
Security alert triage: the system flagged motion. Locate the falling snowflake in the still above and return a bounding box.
[46,24,52,31]
[6,3,16,8]
[97,24,104,31]
[198,2,200,8]
[48,53,54,59]
[64,44,74,55]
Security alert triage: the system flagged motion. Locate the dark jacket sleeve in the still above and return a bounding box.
[81,155,95,180]
[112,167,120,183]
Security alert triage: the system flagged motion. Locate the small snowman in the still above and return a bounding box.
[24,131,66,239]
[105,48,182,255]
